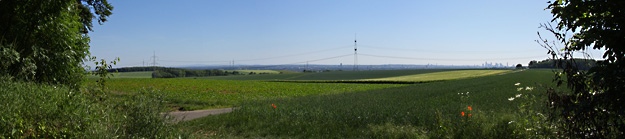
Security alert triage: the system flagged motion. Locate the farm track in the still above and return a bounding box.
[167,108,234,122]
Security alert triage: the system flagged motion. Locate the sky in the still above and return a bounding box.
[87,0,605,68]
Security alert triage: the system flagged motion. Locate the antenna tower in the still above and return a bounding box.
[354,33,358,71]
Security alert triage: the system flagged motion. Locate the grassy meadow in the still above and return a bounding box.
[178,69,555,138]
[86,68,560,138]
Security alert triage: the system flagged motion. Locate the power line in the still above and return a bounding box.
[359,53,546,61]
[236,45,352,62]
[233,53,353,69]
[358,45,541,53]
[156,45,352,63]
[159,60,230,63]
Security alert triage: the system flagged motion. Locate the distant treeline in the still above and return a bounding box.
[529,59,597,70]
[107,67,168,72]
[152,68,241,78]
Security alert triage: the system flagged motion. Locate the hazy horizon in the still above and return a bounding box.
[87,0,605,69]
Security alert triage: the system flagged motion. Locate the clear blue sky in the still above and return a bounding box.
[87,0,604,68]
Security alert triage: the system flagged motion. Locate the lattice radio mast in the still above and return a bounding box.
[353,33,358,71]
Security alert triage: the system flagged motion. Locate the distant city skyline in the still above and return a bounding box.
[87,0,605,69]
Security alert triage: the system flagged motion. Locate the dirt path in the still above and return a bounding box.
[166,108,233,122]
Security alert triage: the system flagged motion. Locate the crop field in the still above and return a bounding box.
[102,78,407,110]
[225,70,297,75]
[366,69,509,81]
[101,69,509,110]
[191,73,304,80]
[96,69,556,137]
[195,69,496,81]
[177,69,556,138]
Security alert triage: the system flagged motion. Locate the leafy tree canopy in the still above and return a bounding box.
[540,0,625,138]
[0,0,113,88]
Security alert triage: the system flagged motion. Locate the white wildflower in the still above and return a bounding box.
[466,92,470,95]
[514,83,521,86]
[508,97,515,101]
[516,94,522,98]
[525,86,534,91]
[508,121,515,124]
[517,87,523,91]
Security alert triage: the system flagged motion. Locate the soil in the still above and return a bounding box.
[166,108,233,122]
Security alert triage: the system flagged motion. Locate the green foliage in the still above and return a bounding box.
[178,70,556,138]
[0,79,186,138]
[110,88,186,138]
[90,56,119,89]
[0,44,36,81]
[539,0,625,137]
[528,58,596,70]
[0,0,112,88]
[0,80,94,137]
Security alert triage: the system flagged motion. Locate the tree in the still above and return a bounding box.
[538,0,625,138]
[515,64,523,69]
[528,60,538,67]
[0,0,113,88]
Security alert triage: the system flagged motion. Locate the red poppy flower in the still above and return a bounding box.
[468,106,472,111]
[461,112,465,116]
[468,114,472,117]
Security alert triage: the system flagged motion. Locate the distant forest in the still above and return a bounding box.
[107,67,241,78]
[106,67,166,72]
[528,59,597,70]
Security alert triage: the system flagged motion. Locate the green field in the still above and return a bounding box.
[103,78,406,110]
[102,69,514,110]
[226,70,297,75]
[195,69,488,81]
[367,70,509,81]
[96,69,555,138]
[178,69,555,138]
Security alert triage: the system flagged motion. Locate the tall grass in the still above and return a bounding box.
[0,78,188,138]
